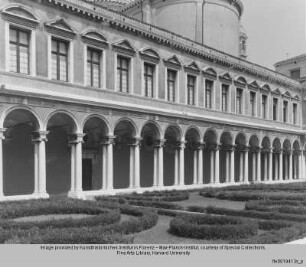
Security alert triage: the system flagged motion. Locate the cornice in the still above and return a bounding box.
[36,0,301,91]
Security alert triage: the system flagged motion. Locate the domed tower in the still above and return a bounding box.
[121,0,245,58]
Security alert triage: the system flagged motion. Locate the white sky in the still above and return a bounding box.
[241,0,306,69]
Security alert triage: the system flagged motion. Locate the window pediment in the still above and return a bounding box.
[293,94,300,101]
[202,67,217,79]
[234,76,247,87]
[272,88,281,96]
[184,61,200,74]
[45,18,76,39]
[163,55,182,69]
[82,30,108,48]
[219,72,233,84]
[261,84,271,93]
[2,5,39,28]
[248,80,260,90]
[282,91,292,99]
[112,39,136,56]
[139,48,160,63]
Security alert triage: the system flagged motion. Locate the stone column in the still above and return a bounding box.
[257,149,261,182]
[230,147,235,184]
[215,145,220,184]
[154,140,165,188]
[193,149,198,185]
[32,131,49,197]
[174,148,179,186]
[101,136,115,190]
[178,141,186,186]
[264,152,268,181]
[252,151,256,183]
[243,148,249,183]
[293,153,298,180]
[279,150,283,181]
[299,151,303,180]
[129,138,142,189]
[289,151,293,181]
[284,153,288,180]
[225,150,230,183]
[0,129,6,197]
[210,149,215,184]
[274,153,279,181]
[268,148,273,182]
[197,143,204,185]
[239,151,244,183]
[68,133,85,199]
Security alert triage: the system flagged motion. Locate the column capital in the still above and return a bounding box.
[69,133,86,144]
[195,142,206,150]
[0,128,7,139]
[175,141,187,150]
[101,135,116,146]
[32,131,49,143]
[153,139,166,148]
[128,137,142,147]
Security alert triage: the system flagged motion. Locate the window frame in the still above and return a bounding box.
[221,83,229,112]
[187,74,196,106]
[51,37,69,82]
[250,91,256,117]
[273,98,278,121]
[261,94,268,119]
[143,62,155,98]
[205,79,214,109]
[116,55,130,94]
[85,46,104,88]
[293,103,298,125]
[166,68,177,102]
[283,100,288,123]
[236,88,243,115]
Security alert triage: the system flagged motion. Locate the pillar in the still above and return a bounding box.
[230,148,235,184]
[268,149,273,182]
[179,141,186,186]
[193,149,198,185]
[68,133,85,199]
[284,153,288,180]
[225,151,230,183]
[239,152,243,182]
[244,148,249,183]
[257,150,261,182]
[210,149,215,183]
[293,153,298,180]
[215,145,220,184]
[130,138,142,189]
[289,151,293,181]
[32,131,49,197]
[264,153,268,181]
[101,136,115,190]
[279,151,283,181]
[174,148,179,186]
[197,143,204,185]
[299,151,303,180]
[274,153,279,181]
[0,129,5,197]
[154,140,165,188]
[252,152,256,183]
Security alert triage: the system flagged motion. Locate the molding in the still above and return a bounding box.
[2,5,39,28]
[112,39,136,56]
[81,30,109,49]
[139,48,160,64]
[163,55,182,70]
[45,18,76,39]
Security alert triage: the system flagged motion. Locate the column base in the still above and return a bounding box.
[33,192,49,199]
[68,190,86,200]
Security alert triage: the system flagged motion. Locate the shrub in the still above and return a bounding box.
[169,214,258,240]
[205,206,306,223]
[245,201,306,215]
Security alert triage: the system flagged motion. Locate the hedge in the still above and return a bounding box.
[169,214,258,240]
[245,201,306,215]
[200,191,306,202]
[205,206,306,223]
[230,223,306,244]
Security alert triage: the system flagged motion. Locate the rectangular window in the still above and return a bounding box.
[236,88,243,114]
[221,84,229,112]
[51,38,68,81]
[205,80,213,109]
[262,95,267,119]
[250,92,256,117]
[117,56,129,93]
[283,101,288,123]
[273,98,278,121]
[144,63,154,98]
[9,27,30,74]
[187,75,196,105]
[167,70,176,102]
[87,48,101,87]
[293,103,297,124]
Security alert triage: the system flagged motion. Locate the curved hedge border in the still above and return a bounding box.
[0,200,158,244]
[169,214,258,240]
[200,190,306,202]
[245,201,306,215]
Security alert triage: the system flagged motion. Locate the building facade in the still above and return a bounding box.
[0,0,304,201]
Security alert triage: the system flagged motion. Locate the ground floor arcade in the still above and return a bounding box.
[0,105,304,201]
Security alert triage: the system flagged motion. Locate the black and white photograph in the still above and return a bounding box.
[0,0,305,266]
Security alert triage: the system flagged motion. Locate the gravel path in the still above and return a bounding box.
[13,214,93,222]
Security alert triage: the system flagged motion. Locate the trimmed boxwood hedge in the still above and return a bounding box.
[200,190,306,202]
[0,199,158,244]
[245,201,306,215]
[169,214,258,240]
